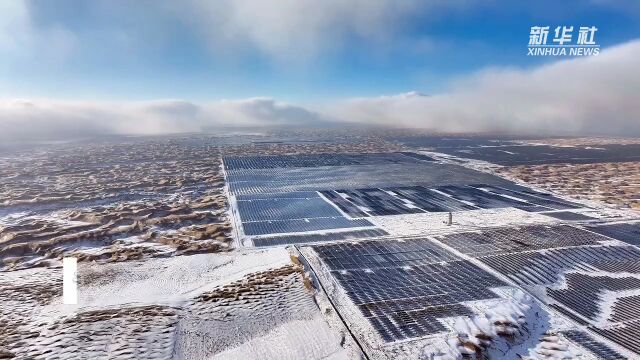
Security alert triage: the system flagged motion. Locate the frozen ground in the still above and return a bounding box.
[369,208,556,237]
[1,245,353,359]
[1,248,349,359]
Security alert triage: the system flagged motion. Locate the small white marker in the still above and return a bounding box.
[63,257,78,305]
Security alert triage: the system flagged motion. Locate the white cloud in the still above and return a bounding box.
[0,1,76,63]
[327,40,640,136]
[1,40,638,140]
[0,0,471,67]
[0,98,330,141]
[177,0,464,62]
[0,1,29,51]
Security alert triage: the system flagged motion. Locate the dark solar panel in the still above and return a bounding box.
[586,222,640,246]
[319,190,369,217]
[480,245,640,286]
[435,185,549,211]
[224,162,514,196]
[236,191,320,200]
[466,226,640,356]
[590,320,640,356]
[236,197,344,222]
[469,184,582,210]
[332,188,425,216]
[562,330,628,359]
[223,152,433,170]
[610,295,640,323]
[242,217,373,236]
[436,225,606,258]
[425,143,640,166]
[548,274,640,321]
[542,211,594,221]
[252,228,388,247]
[312,238,506,342]
[387,186,476,212]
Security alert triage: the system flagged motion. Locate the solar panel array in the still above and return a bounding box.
[436,225,604,258]
[242,217,374,236]
[437,185,546,211]
[223,152,434,170]
[590,321,640,356]
[226,153,577,243]
[324,188,425,217]
[422,143,640,166]
[609,295,640,323]
[252,228,388,247]
[480,245,640,286]
[321,184,581,217]
[436,224,640,356]
[548,273,640,321]
[385,186,477,212]
[312,238,506,342]
[236,197,344,222]
[588,258,640,274]
[542,211,594,221]
[236,191,319,200]
[588,293,640,356]
[562,330,628,360]
[430,224,640,359]
[235,191,377,236]
[469,184,581,210]
[225,162,512,196]
[585,222,640,246]
[224,150,640,354]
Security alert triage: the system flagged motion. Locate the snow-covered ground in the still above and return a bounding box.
[369,208,557,237]
[1,248,350,359]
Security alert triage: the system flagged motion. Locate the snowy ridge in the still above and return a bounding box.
[429,290,587,359]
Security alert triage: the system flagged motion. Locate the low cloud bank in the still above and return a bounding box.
[329,39,640,136]
[1,40,639,140]
[0,98,331,141]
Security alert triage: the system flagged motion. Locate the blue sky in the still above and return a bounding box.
[1,0,639,102]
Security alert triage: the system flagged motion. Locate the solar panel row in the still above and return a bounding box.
[236,197,344,222]
[436,225,605,258]
[321,184,581,218]
[436,185,549,212]
[437,224,640,356]
[330,188,425,216]
[389,186,476,212]
[610,295,640,323]
[590,321,640,356]
[225,162,511,196]
[368,304,473,342]
[251,228,388,247]
[223,152,434,170]
[314,238,459,271]
[542,211,594,221]
[444,144,640,166]
[312,238,506,342]
[562,330,628,360]
[319,190,369,217]
[469,184,581,210]
[593,259,640,274]
[477,242,640,356]
[586,222,640,246]
[235,191,320,201]
[480,245,640,286]
[242,217,374,236]
[548,273,640,321]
